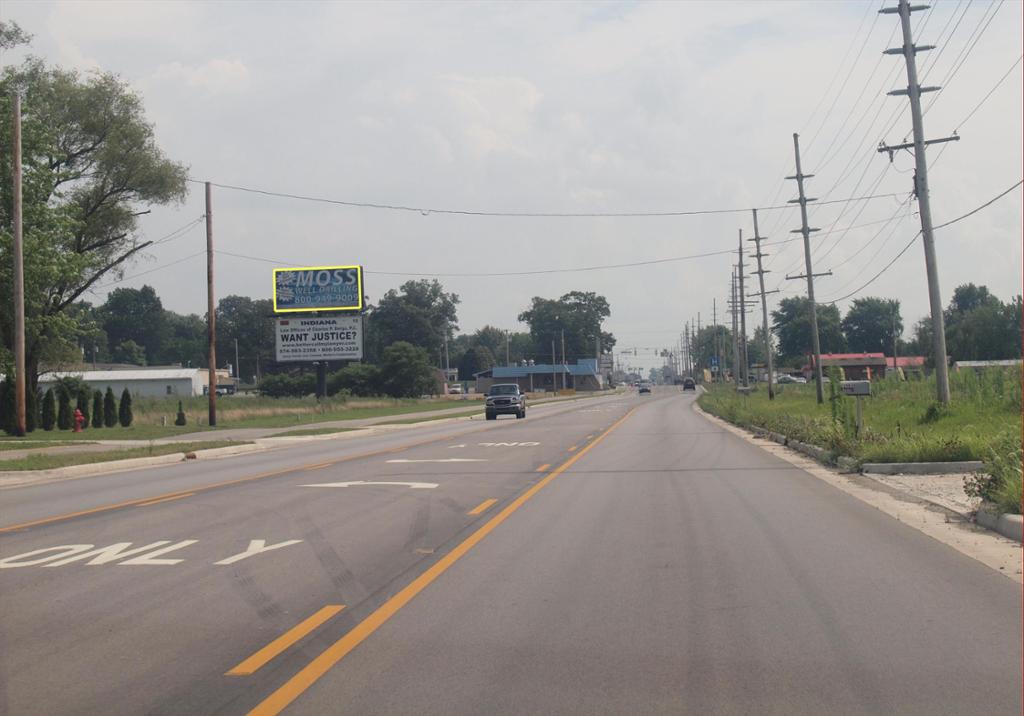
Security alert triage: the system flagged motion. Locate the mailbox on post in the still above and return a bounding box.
[840,380,871,435]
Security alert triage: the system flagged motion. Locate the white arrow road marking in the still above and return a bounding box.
[301,481,439,489]
[447,444,466,449]
[385,458,487,463]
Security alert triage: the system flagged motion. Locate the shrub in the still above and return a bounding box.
[118,388,133,427]
[174,400,187,426]
[258,373,317,398]
[379,342,438,398]
[57,386,72,430]
[76,387,91,430]
[26,388,39,433]
[0,373,13,434]
[327,363,381,397]
[965,431,1022,515]
[91,390,103,428]
[103,387,117,427]
[41,388,56,430]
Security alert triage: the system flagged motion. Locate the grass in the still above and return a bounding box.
[0,440,97,452]
[271,427,362,437]
[699,367,1022,466]
[0,441,249,471]
[379,409,483,425]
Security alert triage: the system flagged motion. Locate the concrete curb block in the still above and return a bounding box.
[788,439,836,465]
[975,504,1024,542]
[0,452,187,483]
[861,461,985,475]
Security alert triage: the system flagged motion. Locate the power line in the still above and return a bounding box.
[93,250,207,290]
[923,0,1005,116]
[826,178,1022,303]
[188,178,903,219]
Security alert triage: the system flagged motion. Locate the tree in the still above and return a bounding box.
[841,297,902,354]
[111,339,147,366]
[943,284,1020,361]
[57,386,72,430]
[379,342,438,398]
[103,387,117,427]
[41,388,56,431]
[76,386,90,430]
[772,297,846,365]
[0,373,13,434]
[118,388,133,427]
[25,388,39,432]
[365,280,459,364]
[0,54,188,389]
[215,295,275,382]
[99,286,166,364]
[458,346,496,381]
[159,311,208,369]
[327,363,381,397]
[518,291,615,364]
[91,390,103,428]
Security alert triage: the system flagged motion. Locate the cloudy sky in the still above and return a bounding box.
[4,0,1021,370]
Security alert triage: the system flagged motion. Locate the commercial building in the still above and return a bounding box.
[37,366,235,398]
[475,358,603,393]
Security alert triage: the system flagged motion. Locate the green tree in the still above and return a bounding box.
[458,345,496,381]
[772,297,846,365]
[0,373,13,434]
[215,295,275,382]
[41,387,56,430]
[159,311,208,369]
[118,387,133,427]
[111,339,147,366]
[99,286,166,364]
[26,387,39,432]
[76,386,90,430]
[379,342,438,398]
[327,363,381,397]
[103,387,117,427]
[366,280,459,364]
[57,386,72,430]
[0,55,188,388]
[841,297,902,354]
[91,390,103,428]
[518,291,615,364]
[943,284,1020,361]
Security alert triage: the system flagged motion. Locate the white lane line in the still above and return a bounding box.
[385,458,487,464]
[300,481,439,489]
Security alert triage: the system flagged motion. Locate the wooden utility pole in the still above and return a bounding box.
[206,182,217,426]
[737,230,749,388]
[879,0,958,404]
[12,94,26,436]
[785,133,831,405]
[749,209,780,399]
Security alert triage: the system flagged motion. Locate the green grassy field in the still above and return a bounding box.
[699,367,1022,465]
[0,441,249,471]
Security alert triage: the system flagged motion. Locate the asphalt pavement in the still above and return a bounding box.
[0,388,1019,715]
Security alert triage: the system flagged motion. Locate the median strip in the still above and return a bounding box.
[226,605,346,676]
[245,407,637,716]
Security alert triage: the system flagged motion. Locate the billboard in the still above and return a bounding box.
[275,315,364,362]
[273,265,364,313]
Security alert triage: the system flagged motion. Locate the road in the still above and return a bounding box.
[0,388,1019,715]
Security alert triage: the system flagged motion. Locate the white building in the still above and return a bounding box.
[37,367,233,398]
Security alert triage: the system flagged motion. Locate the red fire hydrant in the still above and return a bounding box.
[73,408,85,433]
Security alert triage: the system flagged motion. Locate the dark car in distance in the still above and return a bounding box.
[683,377,696,391]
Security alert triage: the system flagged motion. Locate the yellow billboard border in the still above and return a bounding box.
[272,265,364,314]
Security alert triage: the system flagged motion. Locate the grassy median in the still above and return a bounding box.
[0,441,250,471]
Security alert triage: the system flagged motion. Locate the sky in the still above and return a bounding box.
[3,0,1022,371]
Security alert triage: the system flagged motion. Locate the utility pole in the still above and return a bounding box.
[696,312,702,378]
[11,94,26,436]
[551,340,557,393]
[560,329,566,390]
[730,270,740,387]
[749,209,779,399]
[737,230,749,388]
[234,338,239,381]
[205,182,217,426]
[879,0,957,405]
[713,298,720,382]
[785,134,831,405]
[507,330,511,367]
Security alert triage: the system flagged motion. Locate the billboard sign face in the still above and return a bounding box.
[273,265,363,313]
[275,315,363,362]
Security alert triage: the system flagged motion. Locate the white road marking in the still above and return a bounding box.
[385,458,487,463]
[118,540,198,566]
[45,541,173,567]
[215,539,303,566]
[477,442,540,447]
[301,481,439,489]
[447,444,466,449]
[0,545,95,568]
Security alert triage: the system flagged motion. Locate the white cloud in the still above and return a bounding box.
[152,58,250,94]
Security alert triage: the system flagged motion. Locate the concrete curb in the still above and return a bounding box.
[861,461,985,475]
[975,504,1024,542]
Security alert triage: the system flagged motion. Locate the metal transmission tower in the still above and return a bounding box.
[878,0,958,405]
[785,133,832,405]
[748,209,780,399]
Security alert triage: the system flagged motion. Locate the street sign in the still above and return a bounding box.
[710,357,719,366]
[273,265,363,313]
[275,315,363,362]
[840,380,871,396]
